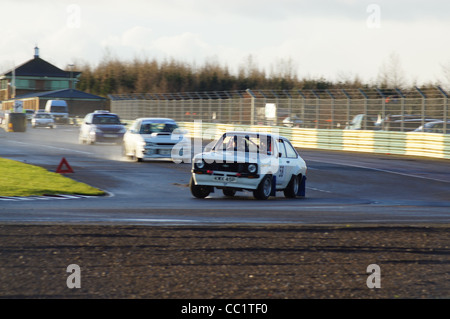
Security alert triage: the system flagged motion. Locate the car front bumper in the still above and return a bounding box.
[33,121,54,127]
[192,171,262,191]
[141,147,174,158]
[138,142,190,160]
[92,132,125,143]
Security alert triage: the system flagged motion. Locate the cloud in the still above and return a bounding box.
[152,32,211,60]
[1,0,450,85]
[102,26,154,49]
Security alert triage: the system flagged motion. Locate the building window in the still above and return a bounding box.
[15,79,36,89]
[45,80,69,90]
[1,80,8,90]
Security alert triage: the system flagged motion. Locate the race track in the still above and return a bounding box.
[1,125,449,225]
[1,124,450,301]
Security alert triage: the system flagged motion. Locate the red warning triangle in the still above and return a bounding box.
[56,157,74,174]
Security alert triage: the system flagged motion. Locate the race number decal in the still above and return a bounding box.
[278,166,285,179]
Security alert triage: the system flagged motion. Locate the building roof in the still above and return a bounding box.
[1,47,80,79]
[13,88,106,100]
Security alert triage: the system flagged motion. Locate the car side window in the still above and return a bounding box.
[278,140,287,158]
[140,123,152,134]
[284,140,298,158]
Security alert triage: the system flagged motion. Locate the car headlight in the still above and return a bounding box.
[195,160,205,169]
[119,127,127,134]
[247,164,257,173]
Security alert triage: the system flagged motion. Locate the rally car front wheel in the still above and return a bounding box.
[190,176,212,199]
[253,175,273,200]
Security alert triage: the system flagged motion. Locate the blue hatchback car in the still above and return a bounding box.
[79,110,127,144]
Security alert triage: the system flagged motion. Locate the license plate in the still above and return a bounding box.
[214,176,237,182]
[104,134,118,138]
[159,149,171,155]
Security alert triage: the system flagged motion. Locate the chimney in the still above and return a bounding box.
[34,46,39,59]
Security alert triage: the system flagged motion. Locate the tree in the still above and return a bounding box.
[440,61,450,91]
[377,52,406,89]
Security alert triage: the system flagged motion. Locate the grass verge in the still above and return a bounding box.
[0,158,105,197]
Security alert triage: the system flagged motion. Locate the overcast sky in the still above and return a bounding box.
[2,0,450,87]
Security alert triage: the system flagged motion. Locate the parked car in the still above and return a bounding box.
[345,114,382,130]
[380,115,440,131]
[0,110,5,125]
[413,121,450,134]
[122,118,188,162]
[24,109,35,121]
[31,112,54,129]
[282,116,303,127]
[79,110,126,144]
[190,131,307,200]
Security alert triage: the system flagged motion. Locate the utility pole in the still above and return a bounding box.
[11,62,16,99]
[68,64,75,89]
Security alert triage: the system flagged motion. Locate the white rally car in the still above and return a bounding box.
[122,118,188,162]
[190,131,307,200]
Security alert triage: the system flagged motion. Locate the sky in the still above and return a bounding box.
[2,0,450,87]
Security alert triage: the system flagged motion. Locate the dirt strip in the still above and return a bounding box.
[0,224,449,299]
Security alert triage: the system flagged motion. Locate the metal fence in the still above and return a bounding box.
[109,87,449,133]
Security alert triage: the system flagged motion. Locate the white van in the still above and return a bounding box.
[45,100,69,124]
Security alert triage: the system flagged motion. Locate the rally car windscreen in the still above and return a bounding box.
[139,122,179,134]
[212,134,274,156]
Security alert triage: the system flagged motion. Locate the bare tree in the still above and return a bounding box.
[269,57,298,80]
[377,52,406,89]
[440,61,450,90]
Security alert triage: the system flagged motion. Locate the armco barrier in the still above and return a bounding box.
[178,122,450,160]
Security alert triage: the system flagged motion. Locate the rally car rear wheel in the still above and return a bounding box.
[284,174,300,198]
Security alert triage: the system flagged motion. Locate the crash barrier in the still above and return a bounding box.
[178,122,450,160]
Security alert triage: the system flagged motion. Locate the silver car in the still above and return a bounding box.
[31,112,54,129]
[414,121,450,134]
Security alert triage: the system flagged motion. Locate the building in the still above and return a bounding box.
[0,47,107,116]
[1,88,107,117]
[0,46,80,100]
